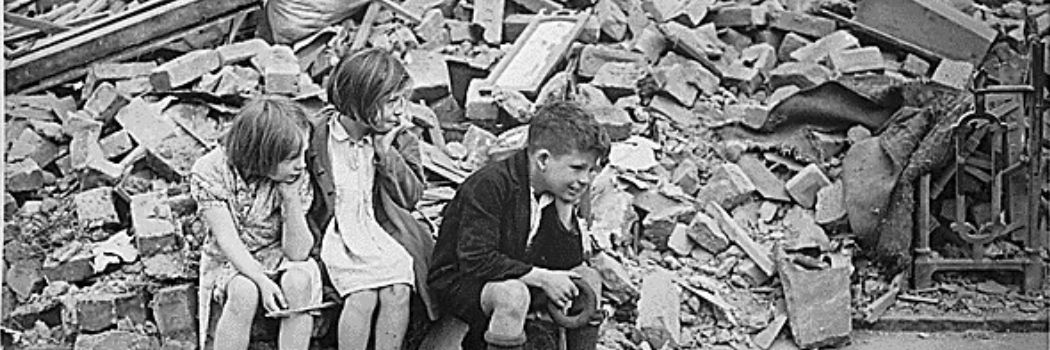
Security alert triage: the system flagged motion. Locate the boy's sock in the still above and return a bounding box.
[566,325,600,350]
[484,329,526,350]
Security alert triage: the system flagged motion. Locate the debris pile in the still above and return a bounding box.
[4,0,1050,349]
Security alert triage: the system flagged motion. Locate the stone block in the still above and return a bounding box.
[84,82,130,122]
[415,9,448,45]
[642,0,683,22]
[465,80,498,120]
[815,180,847,224]
[668,223,694,256]
[642,204,696,250]
[829,46,884,74]
[74,186,119,226]
[855,0,996,64]
[637,269,680,349]
[579,45,647,78]
[741,43,778,75]
[131,192,180,257]
[115,77,153,95]
[671,158,700,194]
[596,0,628,41]
[590,252,640,304]
[688,211,730,254]
[8,128,61,167]
[151,284,198,343]
[6,259,43,300]
[6,159,45,193]
[724,103,768,130]
[768,61,832,89]
[695,163,757,210]
[589,105,633,142]
[73,330,159,350]
[768,10,836,39]
[712,5,767,27]
[592,62,645,100]
[931,59,974,90]
[405,49,451,101]
[100,130,135,160]
[42,253,95,283]
[216,38,270,65]
[777,32,812,62]
[782,206,831,251]
[778,255,851,349]
[789,30,859,63]
[150,49,221,91]
[473,0,505,44]
[722,64,762,94]
[77,292,148,332]
[737,155,791,202]
[765,85,800,106]
[785,164,831,208]
[446,19,473,43]
[901,54,932,77]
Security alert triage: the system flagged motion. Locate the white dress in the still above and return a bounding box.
[320,119,414,296]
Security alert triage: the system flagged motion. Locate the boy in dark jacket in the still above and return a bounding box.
[429,101,611,350]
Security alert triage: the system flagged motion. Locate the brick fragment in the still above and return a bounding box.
[901,54,932,77]
[404,49,451,101]
[77,292,148,332]
[815,180,847,224]
[252,46,301,95]
[446,20,473,43]
[785,164,831,208]
[142,252,193,280]
[6,259,43,300]
[8,128,61,167]
[931,59,974,90]
[641,0,683,22]
[719,27,752,51]
[74,330,160,350]
[741,43,777,75]
[671,158,700,194]
[596,0,628,41]
[89,62,158,81]
[591,251,639,304]
[100,130,135,160]
[721,64,762,94]
[213,65,261,96]
[642,203,695,250]
[465,80,498,121]
[579,45,647,78]
[7,299,63,329]
[131,192,181,257]
[696,163,757,210]
[777,32,812,62]
[855,0,995,64]
[150,49,222,91]
[829,46,884,74]
[768,62,832,89]
[589,105,633,141]
[737,155,791,202]
[779,254,851,348]
[74,186,119,226]
[765,85,799,106]
[648,95,698,127]
[473,0,505,44]
[712,5,767,27]
[632,24,668,62]
[114,77,153,95]
[705,202,775,276]
[768,10,836,38]
[42,253,95,283]
[84,82,130,122]
[789,30,859,63]
[724,103,768,130]
[688,211,730,254]
[151,284,198,344]
[216,38,270,65]
[782,206,831,251]
[637,269,680,348]
[414,9,448,45]
[6,159,45,193]
[668,223,694,256]
[592,62,645,99]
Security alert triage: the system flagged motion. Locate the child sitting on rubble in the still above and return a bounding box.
[191,97,322,350]
[305,48,437,350]
[429,100,611,350]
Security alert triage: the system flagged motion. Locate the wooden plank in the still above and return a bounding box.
[5,11,108,48]
[24,0,168,53]
[820,9,943,65]
[351,2,381,52]
[705,202,775,276]
[4,11,71,33]
[7,0,258,92]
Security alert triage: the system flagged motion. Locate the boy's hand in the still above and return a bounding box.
[539,269,581,310]
[257,277,288,315]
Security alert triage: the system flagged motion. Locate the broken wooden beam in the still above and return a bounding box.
[4,11,70,33]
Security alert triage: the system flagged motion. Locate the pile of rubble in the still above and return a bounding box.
[4,0,1049,349]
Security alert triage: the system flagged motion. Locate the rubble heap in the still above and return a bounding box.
[4,0,1049,349]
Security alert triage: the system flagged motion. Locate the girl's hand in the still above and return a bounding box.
[375,125,406,159]
[276,173,305,206]
[256,277,288,314]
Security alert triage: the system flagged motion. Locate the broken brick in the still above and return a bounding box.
[815,180,847,224]
[655,65,700,107]
[579,45,647,78]
[88,62,158,81]
[696,163,757,210]
[596,0,628,41]
[446,19,473,43]
[637,269,680,348]
[73,330,160,350]
[100,130,135,160]
[415,9,449,46]
[740,43,777,75]
[114,77,153,96]
[706,202,775,276]
[473,0,505,44]
[901,54,932,77]
[688,211,730,254]
[131,192,181,257]
[648,95,698,127]
[789,30,859,63]
[785,164,831,209]
[632,24,668,63]
[74,186,119,226]
[589,105,633,141]
[151,284,198,343]
[779,254,851,349]
[671,158,700,194]
[592,62,645,100]
[84,82,130,122]
[465,80,499,121]
[668,223,694,256]
[768,10,836,39]
[143,252,193,280]
[712,5,768,27]
[777,32,812,62]
[6,259,43,300]
[150,49,222,91]
[641,0,683,22]
[76,291,148,332]
[855,0,995,64]
[829,46,885,74]
[214,65,261,96]
[724,103,768,130]
[252,46,301,95]
[404,49,451,101]
[768,61,832,89]
[42,253,95,283]
[642,204,696,250]
[721,64,762,94]
[8,128,61,167]
[65,112,105,170]
[765,85,800,106]
[216,38,270,65]
[931,59,975,90]
[737,155,791,202]
[782,206,831,251]
[6,159,45,193]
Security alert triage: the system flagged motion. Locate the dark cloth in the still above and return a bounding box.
[526,204,585,270]
[305,108,438,320]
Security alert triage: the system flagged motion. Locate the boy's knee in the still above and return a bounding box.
[379,284,411,306]
[226,276,260,313]
[481,280,530,315]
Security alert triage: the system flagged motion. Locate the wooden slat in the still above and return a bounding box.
[6,0,258,92]
[26,0,167,53]
[4,11,70,33]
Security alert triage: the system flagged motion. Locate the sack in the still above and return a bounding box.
[264,0,368,44]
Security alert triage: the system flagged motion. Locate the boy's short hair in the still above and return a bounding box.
[326,48,410,126]
[223,96,311,180]
[527,100,611,162]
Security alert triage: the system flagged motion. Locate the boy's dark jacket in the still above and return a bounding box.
[429,150,541,292]
[304,111,438,320]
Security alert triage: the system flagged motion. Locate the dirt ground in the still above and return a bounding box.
[830,331,1048,350]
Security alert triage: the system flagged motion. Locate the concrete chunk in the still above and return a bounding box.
[789,30,859,63]
[931,59,974,90]
[721,64,762,94]
[668,223,694,256]
[688,211,730,254]
[150,49,222,91]
[671,158,700,194]
[84,82,130,122]
[592,62,645,100]
[855,0,996,64]
[637,269,680,349]
[596,0,628,41]
[131,192,180,257]
[641,0,683,22]
[6,159,45,193]
[216,38,270,65]
[737,155,791,202]
[712,5,767,27]
[100,130,135,160]
[8,128,61,167]
[76,292,148,332]
[474,0,505,44]
[769,10,836,38]
[151,284,198,343]
[777,32,812,62]
[579,45,647,78]
[75,186,119,226]
[779,254,852,349]
[415,9,448,45]
[785,164,832,208]
[768,61,832,89]
[815,180,847,224]
[696,163,757,210]
[829,46,885,74]
[782,206,831,251]
[404,49,451,101]
[902,54,932,77]
[741,43,778,75]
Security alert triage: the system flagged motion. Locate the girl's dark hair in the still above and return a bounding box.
[223,96,311,181]
[326,48,410,126]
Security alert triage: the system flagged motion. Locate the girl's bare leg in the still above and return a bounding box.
[339,289,379,350]
[374,284,411,350]
[214,275,260,350]
[278,268,315,350]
